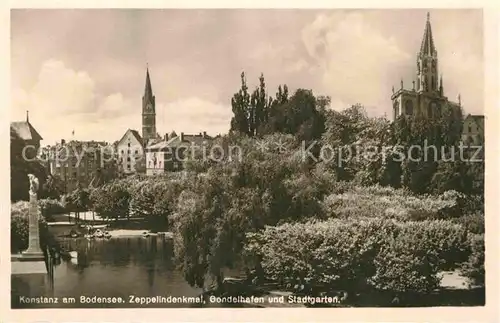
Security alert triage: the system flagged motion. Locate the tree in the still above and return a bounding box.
[230,72,251,136]
[392,105,464,194]
[90,182,130,221]
[230,72,272,137]
[129,178,183,231]
[65,183,90,223]
[41,175,63,200]
[265,89,326,143]
[172,133,335,291]
[252,73,271,136]
[321,104,382,181]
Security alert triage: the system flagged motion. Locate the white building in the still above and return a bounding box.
[116,129,145,174]
[145,132,211,176]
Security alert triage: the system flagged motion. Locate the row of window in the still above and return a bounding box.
[120,149,141,155]
[465,125,478,133]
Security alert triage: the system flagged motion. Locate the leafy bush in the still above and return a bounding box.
[245,218,471,295]
[461,194,484,216]
[90,182,131,220]
[129,178,184,231]
[11,201,30,253]
[38,198,66,221]
[322,186,464,221]
[460,234,485,288]
[453,212,484,235]
[11,201,50,254]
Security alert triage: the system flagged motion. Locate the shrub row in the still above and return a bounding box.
[38,198,66,221]
[245,218,472,295]
[322,185,475,221]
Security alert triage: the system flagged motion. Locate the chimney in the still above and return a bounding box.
[61,139,66,145]
[203,131,207,138]
[164,133,169,141]
[180,132,184,141]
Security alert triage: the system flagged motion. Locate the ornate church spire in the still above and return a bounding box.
[416,12,439,93]
[419,12,436,57]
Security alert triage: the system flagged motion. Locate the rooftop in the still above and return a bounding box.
[146,133,213,151]
[10,121,43,141]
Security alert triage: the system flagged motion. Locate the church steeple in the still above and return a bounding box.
[416,12,439,94]
[142,65,156,143]
[144,64,153,101]
[419,12,436,57]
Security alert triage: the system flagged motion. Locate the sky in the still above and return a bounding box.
[10,9,484,145]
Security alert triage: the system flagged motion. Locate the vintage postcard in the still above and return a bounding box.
[2,2,498,322]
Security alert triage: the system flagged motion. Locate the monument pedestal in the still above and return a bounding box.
[21,193,44,261]
[18,253,45,261]
[11,174,50,309]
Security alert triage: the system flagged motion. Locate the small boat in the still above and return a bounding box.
[142,231,150,238]
[104,231,112,239]
[94,229,104,238]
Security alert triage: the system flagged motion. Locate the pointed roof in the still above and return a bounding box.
[144,66,153,99]
[419,12,436,56]
[117,129,143,147]
[10,121,43,141]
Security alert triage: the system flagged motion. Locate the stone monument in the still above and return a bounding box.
[21,174,44,260]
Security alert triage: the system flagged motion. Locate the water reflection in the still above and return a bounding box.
[13,236,204,308]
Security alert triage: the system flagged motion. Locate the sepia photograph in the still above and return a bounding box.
[7,7,490,316]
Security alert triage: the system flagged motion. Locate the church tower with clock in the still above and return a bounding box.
[142,66,157,144]
[391,13,462,121]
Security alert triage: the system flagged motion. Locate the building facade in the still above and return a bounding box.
[10,112,43,160]
[391,13,462,121]
[49,140,115,193]
[462,114,484,146]
[116,129,145,175]
[10,113,46,201]
[145,132,212,176]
